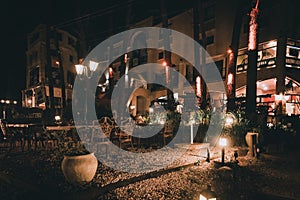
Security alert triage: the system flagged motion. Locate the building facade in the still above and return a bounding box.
[22,24,78,122]
[23,1,300,124]
[99,0,300,123]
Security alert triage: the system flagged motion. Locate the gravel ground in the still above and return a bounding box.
[0,144,299,200]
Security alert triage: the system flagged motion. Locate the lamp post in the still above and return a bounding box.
[75,60,99,122]
[219,137,227,164]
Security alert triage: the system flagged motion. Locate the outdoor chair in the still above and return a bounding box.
[30,125,48,151]
[117,118,134,149]
[76,127,93,150]
[162,120,174,146]
[0,120,24,151]
[95,117,115,156]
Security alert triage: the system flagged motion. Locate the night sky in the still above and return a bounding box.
[0,0,190,102]
[0,0,121,101]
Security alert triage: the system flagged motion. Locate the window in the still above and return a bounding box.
[206,35,214,45]
[199,35,214,45]
[69,55,74,63]
[289,48,299,57]
[29,67,39,86]
[51,68,61,87]
[158,52,164,60]
[67,71,75,87]
[36,88,45,105]
[204,4,215,21]
[68,37,75,46]
[57,32,63,41]
[54,97,62,108]
[215,60,225,79]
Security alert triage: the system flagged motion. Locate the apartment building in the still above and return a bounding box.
[101,0,300,121]
[22,24,78,121]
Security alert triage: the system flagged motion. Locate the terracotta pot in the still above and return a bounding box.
[61,153,98,184]
[245,132,259,147]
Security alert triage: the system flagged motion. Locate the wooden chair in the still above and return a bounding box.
[162,120,174,146]
[76,127,92,150]
[118,118,134,149]
[96,117,115,156]
[0,120,24,151]
[30,125,47,151]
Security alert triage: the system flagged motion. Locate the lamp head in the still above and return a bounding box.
[75,64,84,75]
[200,185,217,200]
[89,60,99,72]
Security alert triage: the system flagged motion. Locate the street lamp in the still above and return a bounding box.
[75,60,99,122]
[219,137,228,164]
[75,60,99,78]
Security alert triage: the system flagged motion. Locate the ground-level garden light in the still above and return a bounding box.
[219,137,228,164]
[199,185,217,200]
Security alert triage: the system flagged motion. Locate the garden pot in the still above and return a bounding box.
[61,152,98,184]
[245,132,259,147]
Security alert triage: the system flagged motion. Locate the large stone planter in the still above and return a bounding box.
[245,132,259,147]
[245,132,259,157]
[61,152,98,184]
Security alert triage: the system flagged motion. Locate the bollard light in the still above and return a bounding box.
[200,185,217,200]
[55,115,61,121]
[219,137,227,164]
[219,137,227,147]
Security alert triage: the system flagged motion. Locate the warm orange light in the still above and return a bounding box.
[162,61,167,67]
[109,67,113,78]
[55,115,61,121]
[124,53,128,63]
[227,48,233,54]
[248,0,259,50]
[196,76,201,97]
[227,73,233,85]
[55,61,60,65]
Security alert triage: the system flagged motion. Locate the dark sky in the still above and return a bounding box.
[0,0,190,102]
[0,0,123,101]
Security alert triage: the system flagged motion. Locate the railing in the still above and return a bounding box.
[237,57,276,73]
[286,57,300,69]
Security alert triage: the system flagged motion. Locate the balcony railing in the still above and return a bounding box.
[237,57,276,73]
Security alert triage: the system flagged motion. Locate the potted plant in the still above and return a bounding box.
[61,138,98,185]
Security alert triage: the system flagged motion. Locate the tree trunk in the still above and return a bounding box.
[227,0,245,112]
